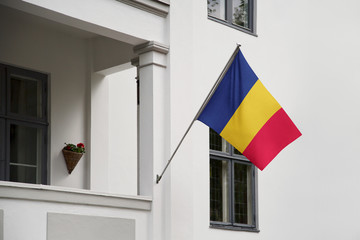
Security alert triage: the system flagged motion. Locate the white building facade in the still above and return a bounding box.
[1,0,360,239]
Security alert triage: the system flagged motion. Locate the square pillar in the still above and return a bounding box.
[133,41,169,197]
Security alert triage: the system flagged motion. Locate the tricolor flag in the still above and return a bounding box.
[198,48,301,170]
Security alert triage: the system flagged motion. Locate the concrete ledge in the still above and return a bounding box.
[0,181,152,211]
[116,0,169,17]
[134,41,170,55]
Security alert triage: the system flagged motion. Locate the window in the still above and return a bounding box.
[209,129,258,231]
[0,64,48,184]
[207,0,256,34]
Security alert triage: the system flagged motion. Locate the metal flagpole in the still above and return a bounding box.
[156,44,242,184]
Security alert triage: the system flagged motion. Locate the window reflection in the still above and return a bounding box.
[10,75,42,118]
[10,124,42,183]
[208,0,226,20]
[232,0,249,28]
[210,159,230,222]
[210,129,230,153]
[233,162,252,224]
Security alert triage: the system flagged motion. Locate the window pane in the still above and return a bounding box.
[0,119,4,168]
[208,0,226,20]
[10,124,42,183]
[0,67,4,114]
[10,165,37,184]
[210,159,230,222]
[232,0,250,28]
[233,147,243,156]
[233,162,253,224]
[10,75,42,118]
[210,129,230,153]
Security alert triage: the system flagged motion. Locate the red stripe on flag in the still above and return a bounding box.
[243,108,301,170]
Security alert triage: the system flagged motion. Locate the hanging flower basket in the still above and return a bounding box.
[62,143,85,174]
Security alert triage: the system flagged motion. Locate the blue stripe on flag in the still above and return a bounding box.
[198,50,259,133]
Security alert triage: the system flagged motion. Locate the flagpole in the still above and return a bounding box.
[156,44,242,184]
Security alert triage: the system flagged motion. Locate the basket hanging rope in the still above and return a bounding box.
[62,149,83,174]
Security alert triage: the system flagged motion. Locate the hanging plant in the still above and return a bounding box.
[62,143,85,174]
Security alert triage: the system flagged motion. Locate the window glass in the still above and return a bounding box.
[10,164,37,184]
[233,147,243,155]
[0,65,4,114]
[208,0,226,20]
[232,0,250,28]
[233,162,252,224]
[10,74,43,118]
[9,124,43,183]
[210,159,230,222]
[0,119,4,163]
[210,129,230,153]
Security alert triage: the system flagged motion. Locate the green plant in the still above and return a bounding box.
[64,142,85,153]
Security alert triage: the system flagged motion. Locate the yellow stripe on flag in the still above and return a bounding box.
[220,80,281,152]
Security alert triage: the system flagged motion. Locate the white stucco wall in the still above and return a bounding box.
[168,0,360,240]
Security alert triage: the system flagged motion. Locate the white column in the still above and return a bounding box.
[134,41,169,196]
[89,73,109,192]
[134,41,169,240]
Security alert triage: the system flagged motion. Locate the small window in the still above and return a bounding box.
[0,64,48,184]
[210,129,258,231]
[207,0,256,34]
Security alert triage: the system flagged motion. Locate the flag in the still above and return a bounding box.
[198,48,301,170]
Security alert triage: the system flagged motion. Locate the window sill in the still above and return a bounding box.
[210,224,260,233]
[0,181,152,211]
[207,16,258,37]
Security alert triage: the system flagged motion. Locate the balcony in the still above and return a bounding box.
[0,2,171,238]
[0,4,142,195]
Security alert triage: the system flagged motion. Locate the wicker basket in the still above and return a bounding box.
[62,149,83,174]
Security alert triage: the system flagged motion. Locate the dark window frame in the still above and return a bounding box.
[0,63,49,185]
[207,0,257,36]
[210,130,259,232]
